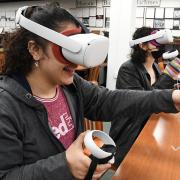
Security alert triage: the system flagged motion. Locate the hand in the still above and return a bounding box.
[172,90,180,111]
[66,131,90,179]
[66,131,111,179]
[92,163,112,180]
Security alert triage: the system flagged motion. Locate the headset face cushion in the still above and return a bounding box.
[51,28,82,64]
[149,30,161,47]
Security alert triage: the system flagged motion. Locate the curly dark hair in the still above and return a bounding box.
[2,3,79,75]
[131,26,155,64]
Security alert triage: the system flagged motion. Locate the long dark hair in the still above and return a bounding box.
[2,3,79,75]
[131,27,154,64]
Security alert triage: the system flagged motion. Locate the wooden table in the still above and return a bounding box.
[112,113,180,180]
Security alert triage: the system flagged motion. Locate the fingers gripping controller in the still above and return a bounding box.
[83,130,116,180]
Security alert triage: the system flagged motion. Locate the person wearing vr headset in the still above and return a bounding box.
[116,27,180,90]
[116,26,180,90]
[0,3,180,180]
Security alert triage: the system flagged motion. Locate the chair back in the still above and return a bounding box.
[84,66,103,131]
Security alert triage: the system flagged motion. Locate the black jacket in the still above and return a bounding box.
[0,74,177,179]
[116,60,176,90]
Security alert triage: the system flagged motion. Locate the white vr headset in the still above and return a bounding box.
[129,29,174,47]
[15,6,109,67]
[162,49,179,59]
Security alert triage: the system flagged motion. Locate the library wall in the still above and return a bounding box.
[0,0,179,36]
[136,0,180,37]
[0,0,110,34]
[0,1,45,33]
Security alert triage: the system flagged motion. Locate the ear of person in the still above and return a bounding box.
[27,40,41,60]
[139,43,147,50]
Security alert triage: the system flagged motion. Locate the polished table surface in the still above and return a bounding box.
[112,113,180,180]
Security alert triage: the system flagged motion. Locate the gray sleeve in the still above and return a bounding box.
[75,75,177,122]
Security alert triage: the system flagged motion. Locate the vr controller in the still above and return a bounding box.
[84,130,116,163]
[83,130,116,180]
[129,29,173,47]
[15,6,109,68]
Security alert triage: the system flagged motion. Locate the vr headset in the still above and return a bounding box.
[15,6,109,67]
[162,49,179,60]
[129,29,174,47]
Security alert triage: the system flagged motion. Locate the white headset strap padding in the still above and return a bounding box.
[129,29,173,47]
[15,6,81,53]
